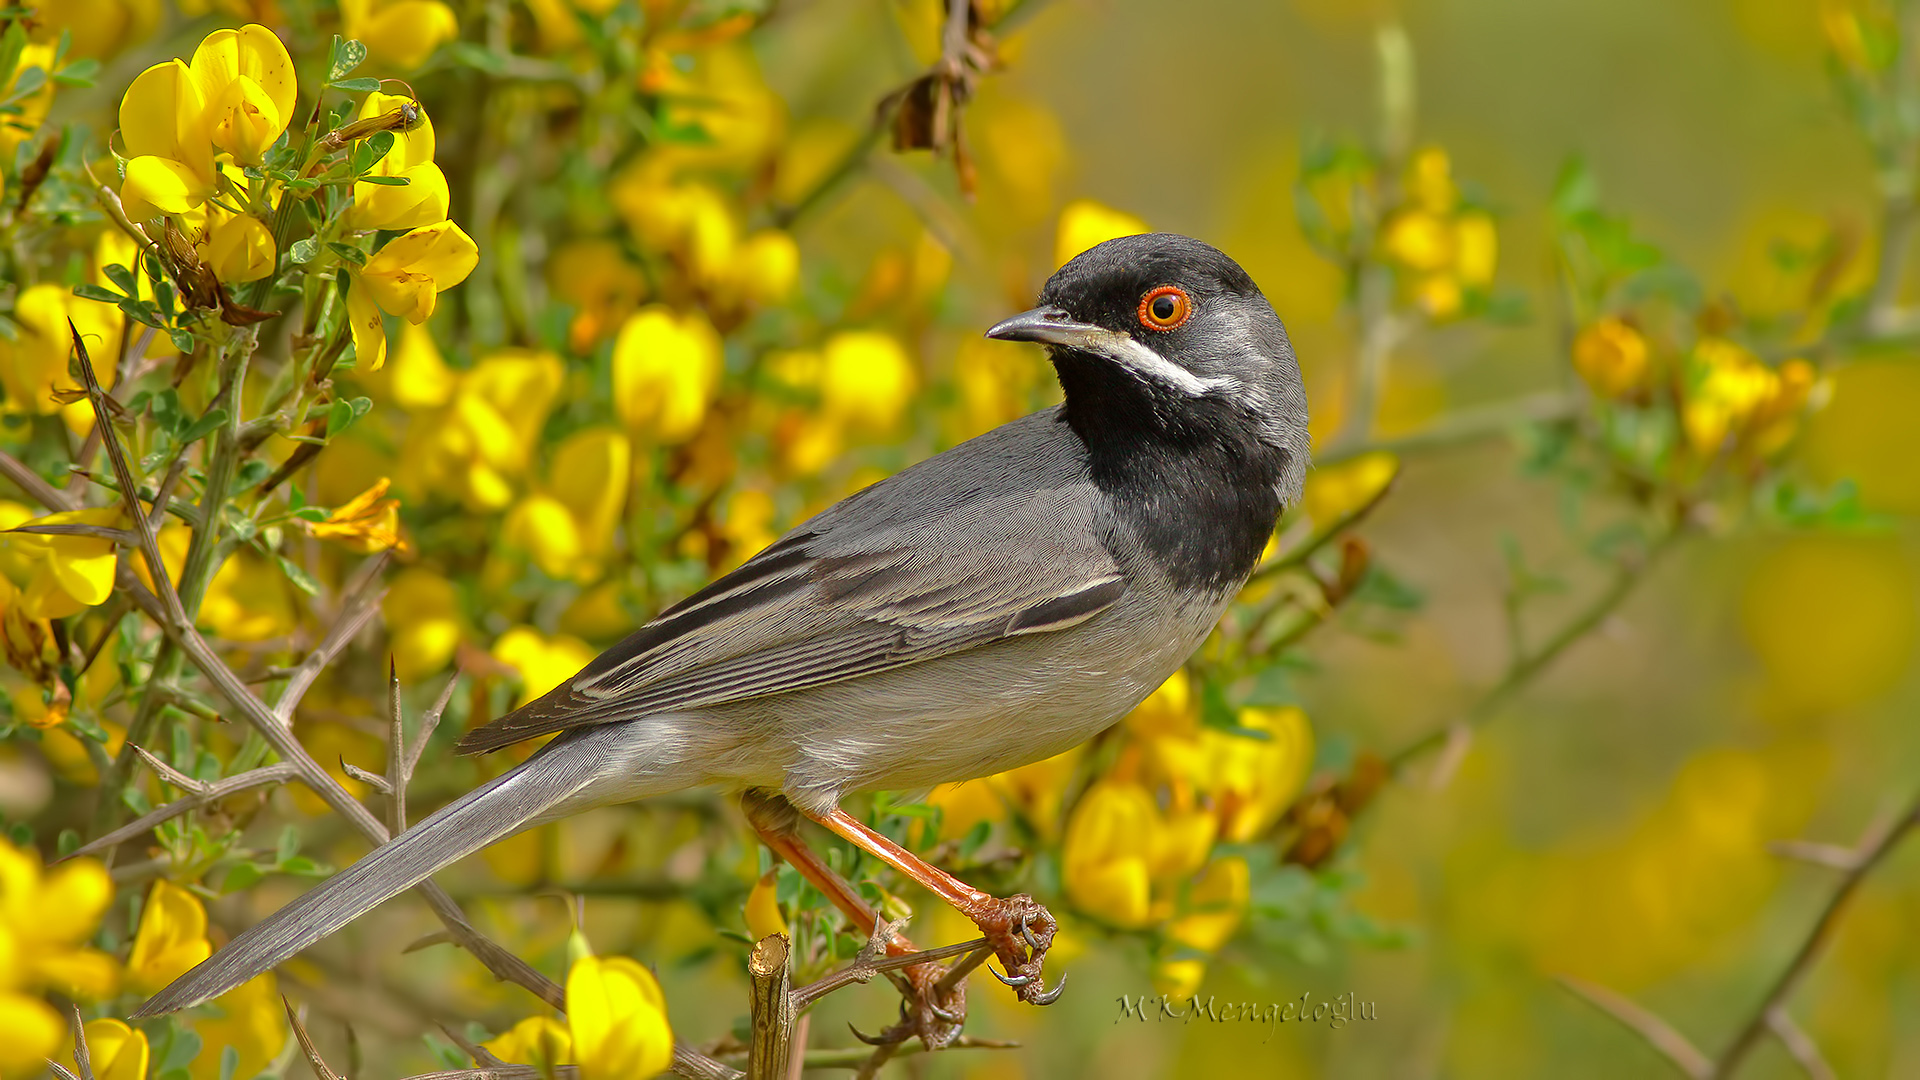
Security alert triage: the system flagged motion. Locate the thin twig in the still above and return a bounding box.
[1557,975,1711,1079]
[284,996,348,1080]
[0,447,79,510]
[793,933,984,1010]
[65,761,301,861]
[1710,790,1920,1078]
[273,551,393,723]
[1764,1008,1837,1080]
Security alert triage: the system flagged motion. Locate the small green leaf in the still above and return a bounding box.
[326,241,367,266]
[446,41,507,74]
[276,554,320,596]
[332,76,380,92]
[103,262,138,296]
[169,328,195,354]
[71,283,122,304]
[52,57,98,87]
[276,824,301,863]
[289,236,319,264]
[292,506,330,522]
[329,37,368,82]
[221,862,265,894]
[357,174,410,186]
[178,408,228,446]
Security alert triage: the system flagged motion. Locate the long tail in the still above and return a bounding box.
[134,732,613,1017]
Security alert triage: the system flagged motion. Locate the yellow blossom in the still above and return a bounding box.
[191,25,297,165]
[381,320,460,411]
[1381,209,1453,272]
[187,973,286,1080]
[1062,780,1158,928]
[483,1015,573,1068]
[729,230,801,306]
[745,870,788,940]
[1301,451,1400,531]
[1683,338,1779,453]
[348,93,451,231]
[126,879,213,995]
[0,990,64,1075]
[32,0,160,61]
[1055,198,1150,267]
[566,952,673,1080]
[306,477,408,553]
[0,837,119,1002]
[1406,146,1456,212]
[383,568,462,679]
[0,283,120,432]
[1124,669,1197,739]
[613,306,724,443]
[1166,856,1251,955]
[549,239,648,352]
[820,331,916,431]
[1203,706,1315,842]
[0,507,120,620]
[0,44,58,160]
[117,59,218,222]
[342,0,460,71]
[402,349,565,510]
[1454,211,1498,286]
[1572,316,1651,400]
[198,212,277,283]
[73,1018,150,1080]
[493,626,595,707]
[198,549,297,642]
[348,221,480,369]
[507,428,631,581]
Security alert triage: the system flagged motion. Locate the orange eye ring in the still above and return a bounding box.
[1138,285,1193,331]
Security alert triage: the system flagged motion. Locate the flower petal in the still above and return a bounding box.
[347,277,390,371]
[119,59,208,166]
[122,155,215,217]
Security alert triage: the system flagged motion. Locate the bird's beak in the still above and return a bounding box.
[984,306,1111,349]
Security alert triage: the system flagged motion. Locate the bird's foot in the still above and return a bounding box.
[854,956,969,1050]
[963,893,1066,1006]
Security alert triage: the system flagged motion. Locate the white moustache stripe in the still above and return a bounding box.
[1099,335,1236,397]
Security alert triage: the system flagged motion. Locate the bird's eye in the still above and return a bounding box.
[1137,285,1193,331]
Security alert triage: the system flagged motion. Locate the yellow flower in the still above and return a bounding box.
[744,870,788,940]
[1,283,120,432]
[361,319,458,412]
[566,952,673,1080]
[729,230,800,306]
[1454,211,1497,286]
[348,221,480,369]
[74,1018,150,1080]
[342,0,460,71]
[348,93,450,231]
[506,428,631,580]
[1683,338,1778,453]
[1405,146,1456,213]
[612,306,724,443]
[1165,856,1251,955]
[126,880,213,995]
[1300,451,1400,531]
[1572,316,1651,400]
[549,239,647,352]
[401,349,565,510]
[187,973,286,1080]
[493,626,594,707]
[198,212,277,283]
[0,44,57,160]
[1202,706,1314,843]
[1381,209,1453,272]
[382,568,462,679]
[0,990,64,1075]
[0,507,120,620]
[483,1015,573,1068]
[1124,669,1197,739]
[1062,781,1158,928]
[306,477,408,553]
[192,25,297,165]
[820,331,916,431]
[198,550,297,642]
[1055,198,1150,267]
[117,59,217,222]
[31,0,160,61]
[0,837,119,1001]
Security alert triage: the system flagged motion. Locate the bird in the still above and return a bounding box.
[135,232,1310,1042]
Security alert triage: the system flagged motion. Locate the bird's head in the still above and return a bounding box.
[987,233,1309,504]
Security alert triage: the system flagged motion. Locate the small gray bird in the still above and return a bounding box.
[137,233,1309,1036]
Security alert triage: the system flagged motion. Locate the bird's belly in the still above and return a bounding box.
[740,590,1231,811]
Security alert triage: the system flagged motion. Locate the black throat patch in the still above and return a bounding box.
[1052,351,1288,592]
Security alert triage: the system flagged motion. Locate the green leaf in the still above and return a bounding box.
[221,862,265,895]
[168,328,195,354]
[326,241,367,266]
[446,41,508,74]
[329,37,368,82]
[52,56,98,87]
[332,76,380,92]
[149,388,184,435]
[179,408,228,447]
[71,283,122,304]
[351,130,394,174]
[103,262,138,296]
[276,554,321,596]
[289,236,319,264]
[10,63,45,97]
[292,506,330,522]
[276,824,301,863]
[357,174,410,186]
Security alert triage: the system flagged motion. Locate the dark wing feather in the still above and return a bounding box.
[455,485,1123,754]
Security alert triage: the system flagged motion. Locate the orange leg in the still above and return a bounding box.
[741,791,969,1046]
[800,806,1063,1005]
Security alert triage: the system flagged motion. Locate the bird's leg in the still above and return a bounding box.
[802,806,1064,1006]
[740,792,968,1048]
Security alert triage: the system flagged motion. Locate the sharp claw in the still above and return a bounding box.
[928,1000,963,1023]
[988,963,1033,988]
[1029,971,1068,1005]
[848,1021,901,1046]
[1022,923,1042,950]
